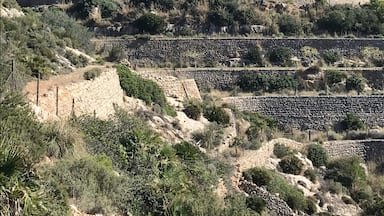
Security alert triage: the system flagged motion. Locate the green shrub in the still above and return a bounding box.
[325,70,346,86]
[203,105,230,125]
[361,194,384,216]
[192,123,224,149]
[183,100,202,120]
[244,167,310,212]
[278,155,304,175]
[322,50,341,65]
[65,51,89,67]
[47,156,131,215]
[237,73,298,93]
[117,65,171,111]
[278,14,302,36]
[41,9,93,51]
[325,157,367,189]
[346,75,365,94]
[70,0,120,19]
[304,199,317,215]
[269,47,294,67]
[108,45,124,62]
[84,69,102,80]
[243,167,272,186]
[307,143,328,167]
[134,13,165,34]
[304,169,318,183]
[339,113,365,132]
[173,141,204,161]
[245,47,264,66]
[246,196,266,213]
[273,143,292,158]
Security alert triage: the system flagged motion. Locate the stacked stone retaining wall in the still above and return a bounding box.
[323,140,384,161]
[177,68,384,90]
[239,180,294,216]
[94,38,384,67]
[225,96,384,130]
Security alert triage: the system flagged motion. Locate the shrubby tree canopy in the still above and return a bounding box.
[134,13,165,34]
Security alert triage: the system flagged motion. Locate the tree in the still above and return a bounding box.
[318,10,346,34]
[134,13,165,34]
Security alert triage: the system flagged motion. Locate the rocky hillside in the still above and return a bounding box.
[2,0,384,215]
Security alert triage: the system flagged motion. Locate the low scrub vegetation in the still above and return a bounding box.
[243,167,315,213]
[83,68,102,80]
[116,65,175,116]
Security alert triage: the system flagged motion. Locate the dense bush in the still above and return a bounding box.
[243,167,272,186]
[107,45,124,62]
[278,155,304,175]
[269,47,294,67]
[134,13,165,34]
[192,123,224,149]
[173,141,204,161]
[65,51,89,67]
[325,157,367,188]
[322,50,342,65]
[237,73,298,93]
[339,113,365,131]
[346,75,365,94]
[203,105,230,125]
[246,196,266,213]
[245,167,312,212]
[307,143,328,167]
[183,100,202,120]
[83,68,101,80]
[41,9,93,51]
[46,156,132,215]
[245,46,264,66]
[0,93,70,215]
[117,65,175,115]
[304,169,318,182]
[317,5,384,35]
[278,14,302,36]
[70,0,120,19]
[273,143,293,158]
[325,70,346,86]
[244,112,276,145]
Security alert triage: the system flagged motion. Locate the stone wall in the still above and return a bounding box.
[225,96,384,130]
[176,68,384,90]
[24,68,127,121]
[94,38,384,67]
[16,0,75,7]
[323,139,384,161]
[159,79,202,101]
[239,180,294,216]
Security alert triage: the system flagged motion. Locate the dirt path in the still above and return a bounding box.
[23,64,112,96]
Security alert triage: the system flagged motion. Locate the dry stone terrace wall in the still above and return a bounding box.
[95,38,384,67]
[178,68,384,90]
[323,140,384,161]
[225,96,384,130]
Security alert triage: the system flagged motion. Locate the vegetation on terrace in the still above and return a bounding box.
[65,0,384,37]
